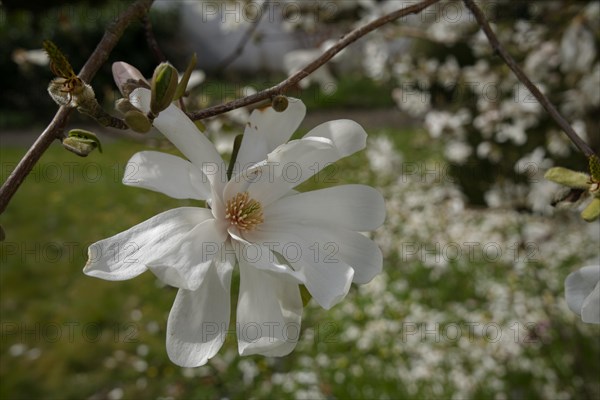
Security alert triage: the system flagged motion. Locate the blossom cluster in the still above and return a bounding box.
[277,0,599,212]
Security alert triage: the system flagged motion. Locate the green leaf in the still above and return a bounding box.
[67,129,102,153]
[43,40,76,79]
[227,134,244,181]
[300,285,312,307]
[174,53,197,100]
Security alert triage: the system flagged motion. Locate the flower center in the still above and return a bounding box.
[225,192,264,232]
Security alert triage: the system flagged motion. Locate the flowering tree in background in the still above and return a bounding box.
[1,0,599,398]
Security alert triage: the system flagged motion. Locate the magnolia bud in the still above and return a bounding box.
[63,129,102,157]
[544,167,590,189]
[115,98,140,115]
[272,95,289,112]
[124,110,152,133]
[581,198,600,222]
[151,62,178,115]
[47,79,94,108]
[112,61,149,97]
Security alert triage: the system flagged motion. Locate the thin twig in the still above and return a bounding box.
[215,0,269,71]
[463,0,596,158]
[143,14,166,63]
[189,0,442,121]
[0,0,154,215]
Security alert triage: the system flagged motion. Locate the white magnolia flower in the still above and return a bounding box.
[84,88,385,366]
[565,265,600,324]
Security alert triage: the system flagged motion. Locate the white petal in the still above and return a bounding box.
[234,98,306,173]
[232,239,305,284]
[248,221,381,285]
[129,88,227,194]
[246,223,354,309]
[303,119,367,158]
[310,227,382,285]
[123,151,211,200]
[581,283,600,324]
[264,184,386,231]
[235,137,340,206]
[84,208,212,281]
[166,251,234,367]
[147,218,228,290]
[229,119,367,206]
[565,265,600,316]
[237,259,302,356]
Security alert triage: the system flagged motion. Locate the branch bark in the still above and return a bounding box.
[463,0,596,158]
[215,0,270,71]
[0,0,154,215]
[188,0,442,121]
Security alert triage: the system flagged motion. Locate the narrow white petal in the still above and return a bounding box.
[147,218,228,290]
[248,221,381,285]
[232,239,305,284]
[239,138,340,206]
[565,265,600,316]
[129,88,227,193]
[264,184,386,232]
[303,119,367,158]
[234,98,306,174]
[84,208,212,281]
[123,151,211,200]
[581,283,600,324]
[246,224,354,309]
[166,249,234,367]
[237,259,302,356]
[307,227,382,285]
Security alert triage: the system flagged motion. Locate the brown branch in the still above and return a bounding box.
[215,0,270,71]
[189,0,442,121]
[0,0,154,215]
[463,0,596,158]
[143,14,166,63]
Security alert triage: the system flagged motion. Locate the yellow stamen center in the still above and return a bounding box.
[225,192,264,232]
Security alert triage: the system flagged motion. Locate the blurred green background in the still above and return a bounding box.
[1,0,600,399]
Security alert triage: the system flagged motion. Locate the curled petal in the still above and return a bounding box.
[84,208,212,281]
[231,138,339,206]
[124,151,211,200]
[303,119,367,158]
[565,265,600,322]
[231,238,304,284]
[129,88,227,194]
[246,223,354,309]
[237,258,302,356]
[147,218,228,290]
[581,283,600,324]
[166,249,234,367]
[234,98,306,173]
